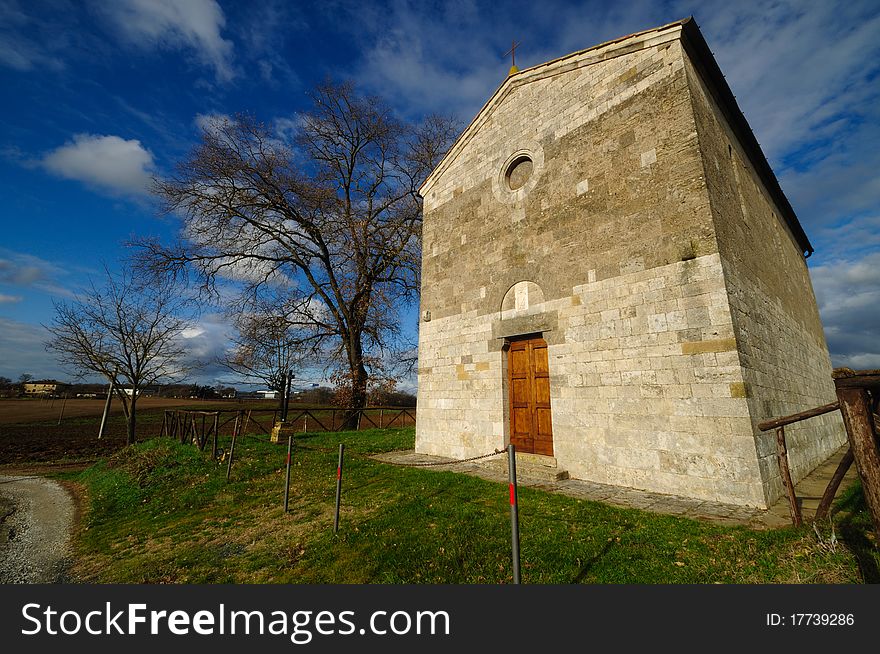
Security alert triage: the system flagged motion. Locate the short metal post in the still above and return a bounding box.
[334,443,345,533]
[508,443,521,584]
[283,434,293,512]
[98,378,115,439]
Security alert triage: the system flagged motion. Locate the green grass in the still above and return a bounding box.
[68,427,875,584]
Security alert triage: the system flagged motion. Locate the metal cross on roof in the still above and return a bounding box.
[504,39,521,68]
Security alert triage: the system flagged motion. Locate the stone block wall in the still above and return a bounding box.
[684,56,845,502]
[418,252,769,506]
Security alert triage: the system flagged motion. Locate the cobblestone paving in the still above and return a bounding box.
[373,445,858,530]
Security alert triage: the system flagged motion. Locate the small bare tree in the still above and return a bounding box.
[137,81,457,423]
[16,373,33,396]
[222,299,307,393]
[45,267,194,445]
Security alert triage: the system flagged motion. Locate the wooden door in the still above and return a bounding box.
[508,336,553,455]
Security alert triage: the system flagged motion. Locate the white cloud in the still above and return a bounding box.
[0,248,74,298]
[352,9,513,119]
[194,112,232,135]
[0,294,22,303]
[814,215,880,261]
[181,326,207,339]
[42,134,155,197]
[810,252,880,369]
[174,313,237,383]
[236,0,302,88]
[273,115,306,143]
[0,1,65,71]
[0,318,68,381]
[0,34,64,72]
[691,1,880,161]
[99,0,235,82]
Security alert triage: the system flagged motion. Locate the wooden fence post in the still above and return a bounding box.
[212,413,219,458]
[56,393,68,425]
[283,435,293,513]
[834,380,880,543]
[775,426,803,527]
[226,411,240,482]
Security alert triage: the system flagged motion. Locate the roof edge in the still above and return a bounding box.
[679,18,812,256]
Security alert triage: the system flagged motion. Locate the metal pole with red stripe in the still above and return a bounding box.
[334,443,345,533]
[508,443,521,584]
[283,434,293,513]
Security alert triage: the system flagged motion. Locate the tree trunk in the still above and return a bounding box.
[340,331,369,430]
[127,394,138,445]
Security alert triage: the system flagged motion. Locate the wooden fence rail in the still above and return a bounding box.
[161,406,417,445]
[757,368,880,543]
[757,402,841,527]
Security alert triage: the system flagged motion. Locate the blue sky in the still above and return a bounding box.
[0,0,878,387]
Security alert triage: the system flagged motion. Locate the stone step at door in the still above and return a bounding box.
[479,453,569,482]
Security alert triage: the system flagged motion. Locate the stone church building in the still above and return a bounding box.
[415,18,844,508]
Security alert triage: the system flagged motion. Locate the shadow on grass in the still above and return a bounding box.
[569,539,615,583]
[833,482,880,583]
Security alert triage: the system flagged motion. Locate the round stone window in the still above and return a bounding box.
[493,145,543,206]
[505,155,533,191]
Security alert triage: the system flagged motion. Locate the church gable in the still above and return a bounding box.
[421,21,688,213]
[420,27,713,322]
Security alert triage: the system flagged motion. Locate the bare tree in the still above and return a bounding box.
[137,81,457,422]
[221,299,306,393]
[45,267,194,445]
[17,373,34,395]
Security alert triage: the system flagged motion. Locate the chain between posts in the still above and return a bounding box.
[292,442,507,467]
[382,449,507,467]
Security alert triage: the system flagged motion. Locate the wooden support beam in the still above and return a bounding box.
[832,369,880,389]
[834,385,880,544]
[814,447,854,522]
[776,426,802,526]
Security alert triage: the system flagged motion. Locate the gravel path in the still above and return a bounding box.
[0,475,75,583]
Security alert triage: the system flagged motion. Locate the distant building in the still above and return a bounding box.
[237,390,279,400]
[23,380,64,396]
